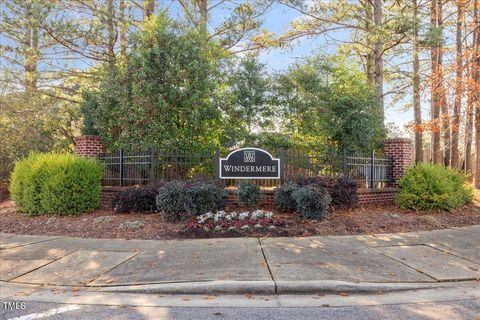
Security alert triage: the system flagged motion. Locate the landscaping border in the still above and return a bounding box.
[100,186,398,209]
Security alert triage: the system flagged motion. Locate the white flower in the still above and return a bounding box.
[239,211,250,221]
[251,210,264,220]
[254,224,263,229]
[197,215,207,224]
[214,226,222,232]
[265,212,273,220]
[229,212,238,219]
[241,225,250,230]
[228,226,236,231]
[213,211,226,223]
[205,212,213,219]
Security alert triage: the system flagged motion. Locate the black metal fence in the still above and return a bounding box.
[98,148,393,189]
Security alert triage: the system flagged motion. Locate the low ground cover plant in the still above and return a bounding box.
[186,209,284,232]
[236,182,262,207]
[9,153,103,215]
[395,163,473,211]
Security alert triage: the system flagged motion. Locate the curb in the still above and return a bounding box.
[94,280,445,295]
[275,280,443,294]
[94,280,276,294]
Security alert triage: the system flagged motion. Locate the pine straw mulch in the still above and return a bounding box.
[1,199,480,240]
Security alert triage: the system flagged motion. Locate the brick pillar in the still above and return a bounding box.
[74,135,105,157]
[384,138,413,187]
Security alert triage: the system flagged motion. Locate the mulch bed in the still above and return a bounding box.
[1,200,480,240]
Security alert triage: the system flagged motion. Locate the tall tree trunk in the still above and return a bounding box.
[452,0,465,168]
[365,2,375,85]
[120,0,127,59]
[198,0,208,38]
[413,0,423,163]
[143,0,154,21]
[465,13,475,174]
[24,3,39,95]
[438,0,451,166]
[473,0,480,188]
[431,0,442,164]
[106,0,115,64]
[374,0,384,119]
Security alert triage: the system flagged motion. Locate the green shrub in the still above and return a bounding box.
[156,180,193,222]
[273,182,299,212]
[293,176,358,209]
[112,184,162,213]
[190,182,227,215]
[292,186,332,219]
[9,153,103,215]
[395,163,473,211]
[236,182,262,207]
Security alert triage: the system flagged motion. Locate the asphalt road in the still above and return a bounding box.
[1,299,479,320]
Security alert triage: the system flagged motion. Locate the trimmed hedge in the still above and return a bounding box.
[395,163,473,211]
[9,153,103,215]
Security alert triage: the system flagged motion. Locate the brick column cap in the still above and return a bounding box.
[385,137,412,144]
[75,135,103,141]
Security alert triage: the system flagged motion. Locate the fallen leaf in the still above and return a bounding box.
[182,297,190,301]
[245,293,254,299]
[339,292,349,297]
[202,295,216,300]
[322,304,330,307]
[212,312,222,316]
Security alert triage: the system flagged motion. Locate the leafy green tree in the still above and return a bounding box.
[227,57,272,136]
[273,56,386,153]
[85,15,227,152]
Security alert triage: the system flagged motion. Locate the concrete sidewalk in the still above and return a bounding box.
[1,226,479,294]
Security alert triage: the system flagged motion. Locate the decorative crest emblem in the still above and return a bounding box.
[244,150,255,162]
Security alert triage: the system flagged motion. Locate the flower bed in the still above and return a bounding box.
[186,209,284,233]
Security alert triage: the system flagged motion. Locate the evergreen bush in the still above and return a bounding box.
[395,164,473,211]
[236,182,262,207]
[292,186,332,219]
[9,153,103,215]
[273,182,299,212]
[112,184,162,213]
